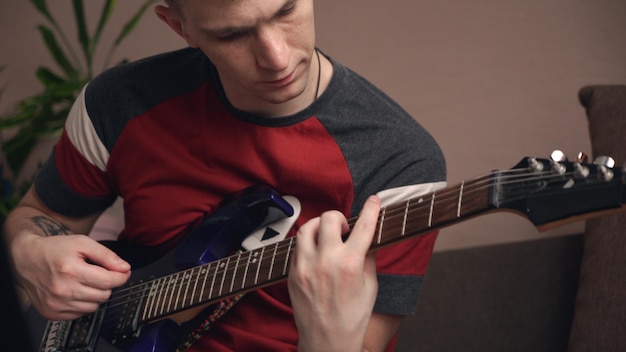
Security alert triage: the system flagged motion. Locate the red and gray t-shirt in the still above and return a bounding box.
[34,48,446,351]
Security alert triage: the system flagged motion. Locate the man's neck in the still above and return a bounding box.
[222,52,332,118]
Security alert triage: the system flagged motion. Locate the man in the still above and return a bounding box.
[3,0,446,350]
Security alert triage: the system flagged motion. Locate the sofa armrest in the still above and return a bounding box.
[568,84,626,352]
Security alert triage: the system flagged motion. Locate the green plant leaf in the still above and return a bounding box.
[35,67,66,88]
[2,129,38,176]
[112,0,158,47]
[92,0,116,57]
[37,25,79,80]
[72,0,91,69]
[0,99,42,129]
[30,0,57,27]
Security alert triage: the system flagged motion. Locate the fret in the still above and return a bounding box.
[152,276,167,317]
[163,275,176,314]
[153,278,166,319]
[268,242,279,280]
[171,272,181,312]
[189,266,201,306]
[254,246,265,286]
[172,273,181,312]
[174,273,183,310]
[401,199,409,236]
[187,267,198,306]
[208,261,219,300]
[198,262,211,303]
[181,268,191,307]
[282,237,295,276]
[377,207,386,244]
[149,278,161,318]
[457,181,464,218]
[143,281,158,321]
[218,256,230,297]
[172,270,189,310]
[428,191,436,227]
[175,270,189,311]
[242,250,253,290]
[229,252,242,293]
[454,176,491,220]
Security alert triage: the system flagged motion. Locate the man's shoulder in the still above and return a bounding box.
[77,48,213,151]
[87,47,209,95]
[323,57,406,114]
[83,47,212,122]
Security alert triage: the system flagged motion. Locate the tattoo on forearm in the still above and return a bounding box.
[31,216,70,236]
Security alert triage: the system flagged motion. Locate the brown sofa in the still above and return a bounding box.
[396,85,626,352]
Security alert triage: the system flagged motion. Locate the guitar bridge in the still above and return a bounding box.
[40,306,105,352]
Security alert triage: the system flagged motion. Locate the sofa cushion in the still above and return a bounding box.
[396,234,583,352]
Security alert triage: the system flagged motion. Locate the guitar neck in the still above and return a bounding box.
[117,156,626,325]
[131,175,495,323]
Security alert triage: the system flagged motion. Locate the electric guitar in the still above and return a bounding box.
[32,153,626,352]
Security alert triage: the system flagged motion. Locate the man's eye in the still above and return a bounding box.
[277,3,296,17]
[218,31,245,42]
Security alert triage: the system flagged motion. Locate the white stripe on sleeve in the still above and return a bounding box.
[65,85,110,172]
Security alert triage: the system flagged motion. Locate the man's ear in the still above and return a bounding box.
[154,5,198,47]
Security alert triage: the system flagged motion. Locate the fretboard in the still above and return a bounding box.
[132,174,495,323]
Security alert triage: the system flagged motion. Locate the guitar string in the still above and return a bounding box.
[97,167,597,312]
[88,167,612,331]
[95,173,613,335]
[95,167,595,314]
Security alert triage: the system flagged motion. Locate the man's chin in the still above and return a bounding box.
[257,90,303,107]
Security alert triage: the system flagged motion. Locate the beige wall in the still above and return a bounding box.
[1,1,625,251]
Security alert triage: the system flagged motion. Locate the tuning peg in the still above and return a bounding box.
[572,152,590,178]
[573,162,590,178]
[550,150,568,162]
[593,156,616,168]
[550,150,567,175]
[527,157,544,172]
[593,156,615,181]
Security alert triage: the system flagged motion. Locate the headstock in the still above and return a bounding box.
[492,150,626,227]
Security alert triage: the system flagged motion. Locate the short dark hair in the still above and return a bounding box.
[165,0,182,14]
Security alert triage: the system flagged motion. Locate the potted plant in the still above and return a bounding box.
[0,0,158,215]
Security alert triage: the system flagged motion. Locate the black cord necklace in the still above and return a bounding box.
[314,49,321,99]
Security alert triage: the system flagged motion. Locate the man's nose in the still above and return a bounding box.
[255,25,290,72]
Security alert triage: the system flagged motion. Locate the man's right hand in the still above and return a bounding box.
[13,233,131,320]
[11,234,130,320]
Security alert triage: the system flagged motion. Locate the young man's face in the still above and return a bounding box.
[159,0,317,115]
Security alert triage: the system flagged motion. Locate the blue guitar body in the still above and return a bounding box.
[30,185,294,352]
